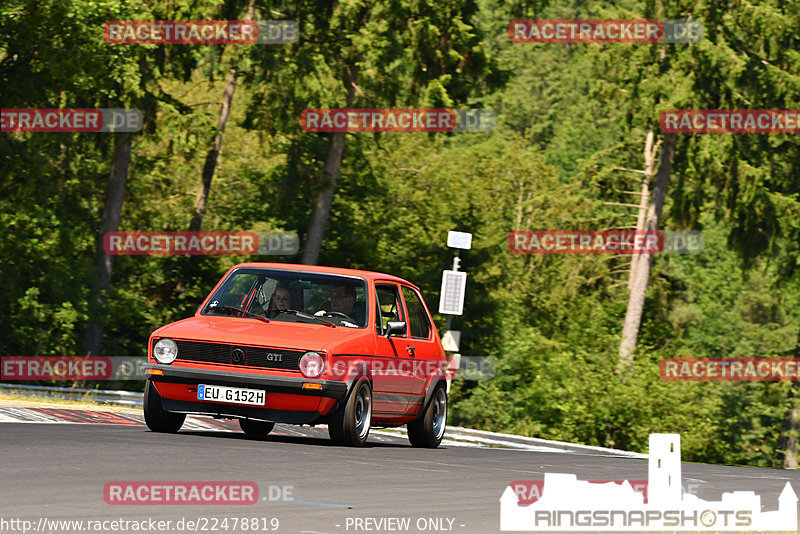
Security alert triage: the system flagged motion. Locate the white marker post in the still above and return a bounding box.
[439,231,473,387]
[439,231,471,323]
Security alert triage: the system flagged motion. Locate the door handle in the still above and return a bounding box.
[406,346,416,356]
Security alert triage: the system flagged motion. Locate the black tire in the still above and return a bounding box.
[143,381,186,433]
[407,384,447,448]
[328,378,372,446]
[239,419,275,439]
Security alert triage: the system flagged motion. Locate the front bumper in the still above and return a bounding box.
[143,363,348,424]
[143,363,348,398]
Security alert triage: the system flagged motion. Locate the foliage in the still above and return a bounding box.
[1,0,799,466]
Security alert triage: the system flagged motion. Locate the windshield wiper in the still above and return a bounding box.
[274,309,336,328]
[206,304,270,324]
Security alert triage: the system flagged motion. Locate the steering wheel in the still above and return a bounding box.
[324,311,353,320]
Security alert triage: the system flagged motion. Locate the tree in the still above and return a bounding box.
[618,131,675,369]
[780,329,800,468]
[85,132,133,355]
[188,0,256,232]
[301,64,356,265]
[244,0,503,264]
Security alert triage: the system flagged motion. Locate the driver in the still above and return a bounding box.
[316,284,365,325]
[330,285,355,315]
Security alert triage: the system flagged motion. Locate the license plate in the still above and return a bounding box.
[197,384,266,406]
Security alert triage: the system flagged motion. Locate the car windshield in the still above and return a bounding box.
[202,268,368,328]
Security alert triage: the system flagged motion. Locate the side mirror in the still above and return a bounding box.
[385,321,406,337]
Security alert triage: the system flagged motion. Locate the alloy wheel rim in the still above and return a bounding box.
[432,389,447,440]
[355,386,371,439]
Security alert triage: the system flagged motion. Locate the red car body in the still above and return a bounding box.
[143,263,450,447]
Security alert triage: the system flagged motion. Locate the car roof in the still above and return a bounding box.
[231,262,419,289]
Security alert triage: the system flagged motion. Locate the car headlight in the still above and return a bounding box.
[300,351,325,378]
[153,338,178,364]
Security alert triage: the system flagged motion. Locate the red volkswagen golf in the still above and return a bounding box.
[142,263,449,447]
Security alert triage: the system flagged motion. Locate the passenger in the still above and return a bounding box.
[269,284,293,312]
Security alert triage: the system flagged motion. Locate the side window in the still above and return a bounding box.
[401,287,431,339]
[213,273,259,308]
[375,284,405,335]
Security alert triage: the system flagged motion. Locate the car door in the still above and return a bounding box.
[399,285,439,415]
[372,283,415,417]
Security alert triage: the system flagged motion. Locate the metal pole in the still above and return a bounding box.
[446,250,460,331]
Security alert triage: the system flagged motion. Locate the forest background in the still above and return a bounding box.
[1,0,799,468]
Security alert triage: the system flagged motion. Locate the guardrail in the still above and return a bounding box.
[0,383,143,406]
[0,383,645,457]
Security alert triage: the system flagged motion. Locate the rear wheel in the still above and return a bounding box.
[328,378,372,446]
[407,384,447,448]
[239,419,275,440]
[143,381,186,433]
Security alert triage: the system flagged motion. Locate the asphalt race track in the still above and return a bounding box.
[1,403,799,534]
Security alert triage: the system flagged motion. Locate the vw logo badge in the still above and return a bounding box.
[231,348,245,364]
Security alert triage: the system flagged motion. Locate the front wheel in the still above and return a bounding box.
[328,378,372,446]
[143,381,186,433]
[407,385,447,448]
[239,419,275,440]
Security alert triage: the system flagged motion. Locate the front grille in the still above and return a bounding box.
[173,340,302,371]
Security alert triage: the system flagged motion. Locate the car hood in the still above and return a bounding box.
[152,315,370,353]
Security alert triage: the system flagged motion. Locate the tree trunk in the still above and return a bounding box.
[83,132,133,356]
[300,132,347,264]
[778,325,800,469]
[629,128,655,289]
[173,0,255,303]
[188,0,254,232]
[300,62,358,265]
[618,132,676,369]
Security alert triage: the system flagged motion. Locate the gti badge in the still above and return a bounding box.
[266,353,283,362]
